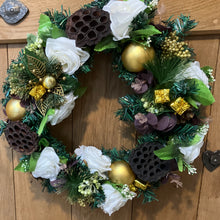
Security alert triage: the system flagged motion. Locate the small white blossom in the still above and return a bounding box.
[148,0,159,10]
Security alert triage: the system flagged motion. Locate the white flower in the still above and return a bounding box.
[74,145,111,178]
[174,61,209,87]
[32,147,60,181]
[103,0,147,41]
[47,92,78,125]
[98,183,136,216]
[179,135,205,164]
[45,37,90,75]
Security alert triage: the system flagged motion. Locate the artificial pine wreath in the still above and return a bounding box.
[0,0,216,216]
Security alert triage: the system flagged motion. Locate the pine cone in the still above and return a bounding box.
[4,121,39,155]
[129,142,171,182]
[66,8,111,47]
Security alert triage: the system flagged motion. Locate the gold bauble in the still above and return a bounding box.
[5,99,26,121]
[42,76,56,89]
[121,43,155,72]
[108,161,135,185]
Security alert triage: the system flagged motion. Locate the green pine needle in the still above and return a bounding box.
[145,57,188,85]
[163,14,198,37]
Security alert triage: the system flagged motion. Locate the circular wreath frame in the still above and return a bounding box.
[0,0,215,216]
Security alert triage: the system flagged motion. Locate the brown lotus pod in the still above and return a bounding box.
[4,120,39,155]
[66,8,111,47]
[129,142,171,182]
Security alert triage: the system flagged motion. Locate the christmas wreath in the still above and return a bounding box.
[0,0,216,216]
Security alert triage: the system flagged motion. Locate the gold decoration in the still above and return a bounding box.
[108,161,136,185]
[154,89,170,104]
[170,97,190,115]
[122,43,155,72]
[129,184,137,192]
[36,99,49,116]
[29,85,46,101]
[27,54,46,79]
[42,76,57,89]
[161,31,191,58]
[51,84,64,97]
[5,99,26,121]
[134,180,150,191]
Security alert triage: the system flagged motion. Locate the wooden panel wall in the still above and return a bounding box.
[0,0,220,220]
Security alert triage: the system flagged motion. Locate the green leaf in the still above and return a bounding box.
[94,36,118,52]
[130,25,161,39]
[38,14,66,42]
[177,156,183,172]
[189,134,201,145]
[189,79,215,106]
[29,152,40,172]
[39,138,49,147]
[38,14,52,40]
[37,109,55,136]
[14,159,30,172]
[74,87,87,98]
[60,75,79,93]
[59,156,68,164]
[186,97,198,109]
[51,25,66,38]
[154,144,179,160]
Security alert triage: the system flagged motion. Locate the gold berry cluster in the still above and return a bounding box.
[161,31,191,58]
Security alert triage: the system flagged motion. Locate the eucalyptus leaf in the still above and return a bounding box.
[186,97,198,109]
[177,156,183,172]
[74,87,87,98]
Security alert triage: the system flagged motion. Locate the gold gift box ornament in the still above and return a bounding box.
[154,89,170,104]
[170,97,190,115]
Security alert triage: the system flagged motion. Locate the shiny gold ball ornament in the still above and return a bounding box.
[108,160,135,185]
[121,43,155,72]
[42,76,56,89]
[5,99,26,121]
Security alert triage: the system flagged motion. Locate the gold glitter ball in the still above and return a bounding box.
[155,89,170,104]
[42,76,56,89]
[170,97,190,115]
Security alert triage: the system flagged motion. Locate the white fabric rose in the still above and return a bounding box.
[47,92,78,126]
[174,61,209,87]
[32,147,60,181]
[74,145,111,178]
[45,37,90,75]
[179,135,205,164]
[98,183,134,216]
[103,0,147,41]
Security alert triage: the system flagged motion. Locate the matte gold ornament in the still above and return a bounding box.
[108,160,135,185]
[154,89,170,104]
[122,43,155,72]
[170,97,190,115]
[5,98,26,121]
[42,76,57,89]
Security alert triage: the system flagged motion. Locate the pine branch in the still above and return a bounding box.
[145,57,188,85]
[44,6,71,31]
[83,0,110,9]
[163,14,198,38]
[116,95,145,121]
